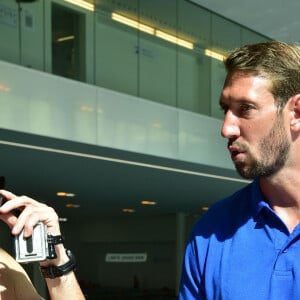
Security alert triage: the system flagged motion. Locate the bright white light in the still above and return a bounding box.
[112,13,155,35]
[205,49,226,61]
[64,0,94,11]
[112,12,194,50]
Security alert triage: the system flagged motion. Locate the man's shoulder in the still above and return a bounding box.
[191,182,256,238]
[210,181,254,215]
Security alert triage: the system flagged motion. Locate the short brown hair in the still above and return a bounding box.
[224,41,300,108]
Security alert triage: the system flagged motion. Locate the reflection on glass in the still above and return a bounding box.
[52,3,85,81]
[64,0,95,11]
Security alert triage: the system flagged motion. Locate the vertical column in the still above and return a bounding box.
[175,212,186,295]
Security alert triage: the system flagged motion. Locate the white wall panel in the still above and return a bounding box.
[97,88,178,158]
[178,110,232,169]
[0,60,233,170]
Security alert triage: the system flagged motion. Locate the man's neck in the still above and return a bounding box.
[259,174,300,232]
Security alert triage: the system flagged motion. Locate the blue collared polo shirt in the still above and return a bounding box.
[180,179,300,300]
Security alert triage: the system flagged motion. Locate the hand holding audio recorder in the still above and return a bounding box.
[0,177,62,263]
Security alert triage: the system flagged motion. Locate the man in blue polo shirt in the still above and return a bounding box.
[180,41,300,299]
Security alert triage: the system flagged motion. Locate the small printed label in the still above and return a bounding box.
[0,5,17,27]
[105,253,147,263]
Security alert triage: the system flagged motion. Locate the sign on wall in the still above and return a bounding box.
[0,5,17,27]
[105,253,147,263]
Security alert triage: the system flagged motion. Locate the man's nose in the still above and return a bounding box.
[221,111,240,139]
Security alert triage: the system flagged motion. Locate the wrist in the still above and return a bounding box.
[40,244,69,267]
[40,249,76,279]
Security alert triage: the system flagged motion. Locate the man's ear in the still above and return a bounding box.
[290,94,300,131]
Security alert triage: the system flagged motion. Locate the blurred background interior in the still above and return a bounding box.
[0,0,297,298]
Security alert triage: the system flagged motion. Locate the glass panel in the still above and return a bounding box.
[139,34,177,106]
[210,15,240,119]
[95,12,138,95]
[210,58,227,119]
[20,0,44,70]
[0,1,19,64]
[178,0,211,48]
[51,3,85,81]
[211,14,242,51]
[177,1,211,114]
[241,27,270,45]
[92,0,270,117]
[0,0,272,119]
[95,0,138,95]
[138,0,177,106]
[177,48,211,114]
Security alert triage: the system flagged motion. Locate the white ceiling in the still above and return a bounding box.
[190,0,300,43]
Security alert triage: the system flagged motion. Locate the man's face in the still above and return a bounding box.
[220,71,290,179]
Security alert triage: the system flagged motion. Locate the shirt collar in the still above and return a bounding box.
[250,178,272,218]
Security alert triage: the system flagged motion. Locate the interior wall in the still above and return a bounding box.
[62,214,177,289]
[0,214,180,291]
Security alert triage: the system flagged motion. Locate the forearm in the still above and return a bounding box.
[0,190,85,299]
[40,243,85,299]
[44,271,85,300]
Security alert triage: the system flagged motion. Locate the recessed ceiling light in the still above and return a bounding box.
[122,208,135,213]
[57,192,76,197]
[59,217,68,222]
[80,105,94,112]
[141,200,157,205]
[201,206,209,211]
[65,203,80,208]
[57,35,75,42]
[0,83,10,92]
[64,0,94,11]
[152,122,161,129]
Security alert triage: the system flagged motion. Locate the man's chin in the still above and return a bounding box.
[234,164,256,179]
